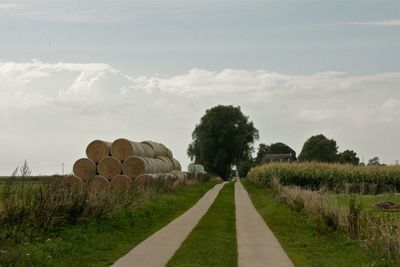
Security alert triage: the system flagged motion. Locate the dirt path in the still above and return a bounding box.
[235,180,294,267]
[111,182,227,267]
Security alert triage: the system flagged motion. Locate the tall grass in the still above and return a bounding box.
[0,162,202,239]
[270,178,400,264]
[247,162,400,191]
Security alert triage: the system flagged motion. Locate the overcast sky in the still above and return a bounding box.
[0,0,399,175]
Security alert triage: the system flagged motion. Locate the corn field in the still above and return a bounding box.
[247,162,400,191]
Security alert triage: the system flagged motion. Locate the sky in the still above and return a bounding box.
[0,0,399,175]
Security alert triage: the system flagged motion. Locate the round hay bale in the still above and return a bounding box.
[64,175,84,189]
[166,147,173,158]
[73,158,97,181]
[111,138,154,161]
[111,175,133,190]
[86,140,111,163]
[88,175,110,191]
[170,158,182,171]
[171,172,185,189]
[156,156,173,172]
[97,156,122,180]
[142,142,155,158]
[123,156,148,178]
[134,173,159,189]
[142,141,169,157]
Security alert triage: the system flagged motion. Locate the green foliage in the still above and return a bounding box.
[187,105,259,179]
[167,183,237,267]
[337,150,360,165]
[255,142,297,163]
[298,134,338,162]
[247,162,400,190]
[237,160,254,178]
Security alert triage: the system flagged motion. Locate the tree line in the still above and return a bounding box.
[187,105,382,179]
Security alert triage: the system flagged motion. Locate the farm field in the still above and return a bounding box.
[247,162,400,265]
[0,181,219,266]
[242,179,390,266]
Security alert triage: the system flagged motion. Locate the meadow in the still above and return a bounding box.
[0,172,219,266]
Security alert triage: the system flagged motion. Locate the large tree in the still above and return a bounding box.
[187,105,259,179]
[337,149,360,165]
[255,142,297,163]
[298,134,338,162]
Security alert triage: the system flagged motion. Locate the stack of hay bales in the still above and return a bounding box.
[69,138,188,191]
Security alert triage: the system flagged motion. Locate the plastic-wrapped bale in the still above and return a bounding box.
[64,174,84,190]
[111,138,155,161]
[86,140,111,163]
[111,175,133,190]
[88,175,110,191]
[73,158,97,181]
[134,173,160,189]
[122,156,170,179]
[141,141,170,158]
[97,156,122,180]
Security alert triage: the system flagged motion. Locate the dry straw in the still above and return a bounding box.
[111,175,133,190]
[142,141,171,158]
[134,173,159,189]
[88,175,110,191]
[97,156,122,180]
[73,158,97,181]
[64,174,84,189]
[86,140,111,163]
[111,138,154,160]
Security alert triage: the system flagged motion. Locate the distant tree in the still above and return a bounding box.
[298,134,338,162]
[368,156,380,166]
[255,143,268,163]
[187,105,259,179]
[255,142,297,163]
[337,150,360,165]
[237,159,255,178]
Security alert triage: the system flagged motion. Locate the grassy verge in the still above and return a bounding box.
[167,182,237,267]
[332,193,400,222]
[0,181,219,267]
[242,179,389,267]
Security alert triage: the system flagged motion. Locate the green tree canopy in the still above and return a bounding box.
[187,105,259,179]
[255,142,297,163]
[337,149,360,165]
[298,134,338,162]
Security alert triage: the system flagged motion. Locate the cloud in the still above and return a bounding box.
[0,60,399,174]
[345,18,400,26]
[0,3,20,11]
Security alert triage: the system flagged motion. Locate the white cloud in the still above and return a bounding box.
[345,18,400,26]
[0,60,399,174]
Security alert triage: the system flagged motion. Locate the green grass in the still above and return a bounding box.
[0,181,219,267]
[167,182,237,267]
[242,179,391,267]
[332,193,400,222]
